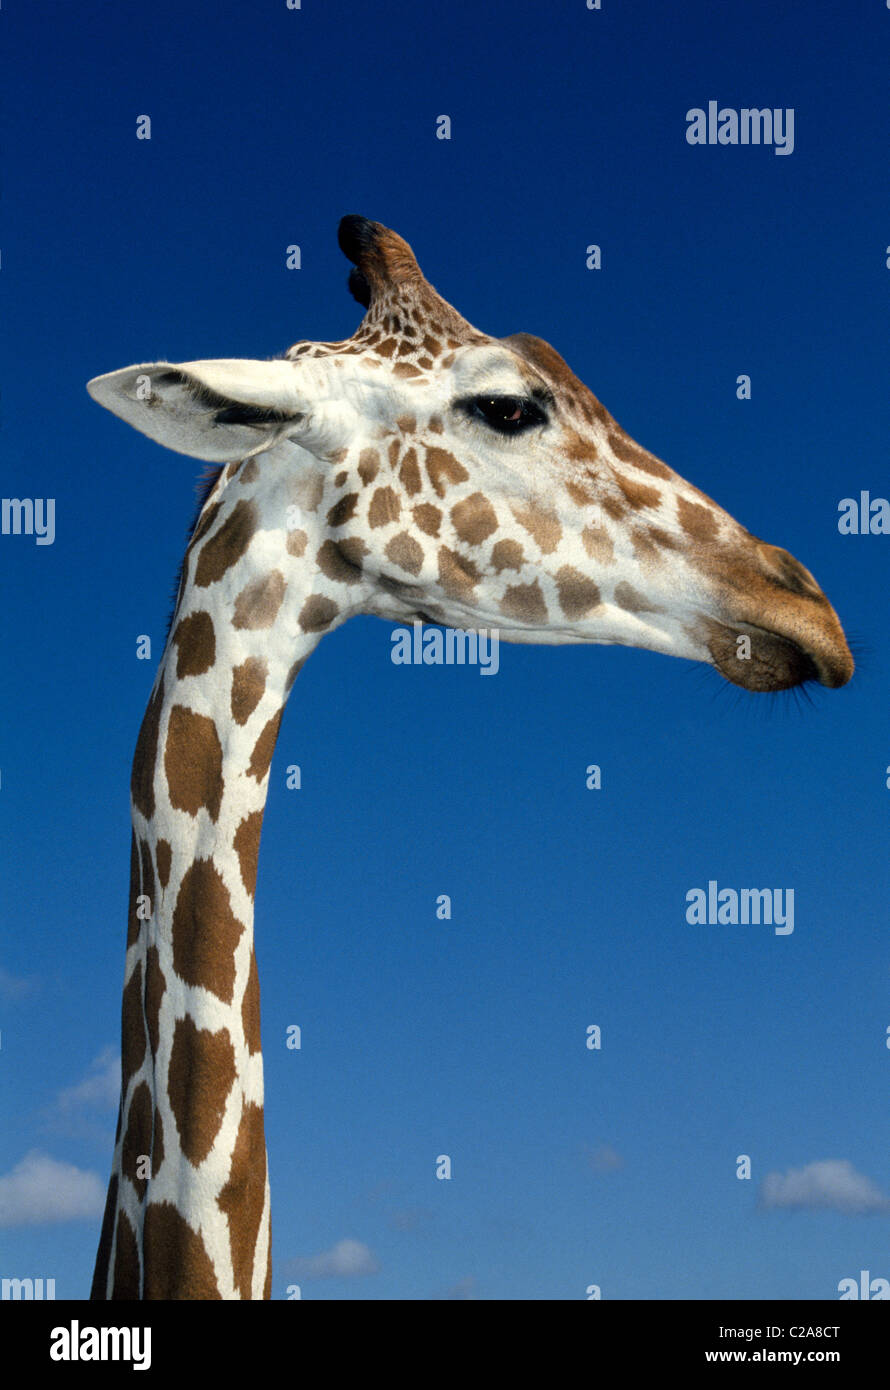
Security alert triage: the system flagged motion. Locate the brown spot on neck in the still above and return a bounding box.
[170,858,243,1003]
[143,1201,222,1299]
[131,679,165,821]
[231,657,268,727]
[247,711,283,782]
[173,611,216,677]
[165,706,224,821]
[194,500,257,588]
[217,1102,268,1298]
[167,1015,236,1166]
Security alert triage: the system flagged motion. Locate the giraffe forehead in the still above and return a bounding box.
[329,342,537,420]
[446,344,547,396]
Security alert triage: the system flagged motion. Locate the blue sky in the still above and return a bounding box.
[1,0,889,1299]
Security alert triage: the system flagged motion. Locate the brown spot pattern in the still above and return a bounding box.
[358,448,380,484]
[601,495,627,522]
[555,566,601,619]
[491,538,524,572]
[131,679,165,821]
[233,810,263,898]
[399,449,422,495]
[247,711,282,783]
[231,657,268,727]
[565,479,596,507]
[217,1102,268,1299]
[112,1209,141,1300]
[156,838,172,890]
[581,526,615,565]
[195,500,257,588]
[173,611,216,678]
[126,833,141,948]
[336,536,369,568]
[168,1014,236,1167]
[317,540,363,584]
[299,594,339,632]
[233,570,286,630]
[327,493,359,528]
[614,581,660,613]
[121,960,146,1087]
[413,503,442,536]
[122,1080,152,1198]
[286,528,307,557]
[144,944,166,1059]
[143,1201,221,1299]
[677,495,719,542]
[451,493,498,546]
[171,859,243,1003]
[426,447,469,498]
[608,432,672,479]
[438,546,481,598]
[152,1109,165,1176]
[368,486,401,528]
[615,474,661,511]
[512,504,563,554]
[385,532,424,576]
[501,580,548,624]
[242,950,262,1055]
[165,706,224,822]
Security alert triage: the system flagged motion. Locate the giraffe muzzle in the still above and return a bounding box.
[702,542,854,691]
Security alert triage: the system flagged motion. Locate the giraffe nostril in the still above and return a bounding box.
[757,544,821,598]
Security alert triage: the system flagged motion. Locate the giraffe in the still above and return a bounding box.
[86,215,853,1300]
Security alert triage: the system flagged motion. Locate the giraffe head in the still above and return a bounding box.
[88,215,852,693]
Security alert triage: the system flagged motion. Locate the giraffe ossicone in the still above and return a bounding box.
[88,215,852,1301]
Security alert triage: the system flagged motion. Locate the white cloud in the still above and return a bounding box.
[55,1048,120,1114]
[287,1238,379,1280]
[0,1151,106,1227]
[760,1160,890,1215]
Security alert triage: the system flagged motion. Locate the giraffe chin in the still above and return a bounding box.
[705,623,825,693]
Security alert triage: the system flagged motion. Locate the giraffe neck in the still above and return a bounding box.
[92,491,328,1297]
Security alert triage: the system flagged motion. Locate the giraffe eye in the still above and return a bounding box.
[462,395,547,435]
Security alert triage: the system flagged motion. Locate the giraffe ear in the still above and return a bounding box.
[87,359,327,462]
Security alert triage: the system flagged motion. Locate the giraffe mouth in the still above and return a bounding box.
[704,620,850,692]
